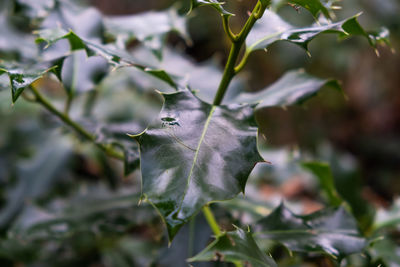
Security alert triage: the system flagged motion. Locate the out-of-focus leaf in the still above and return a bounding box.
[314,144,376,232]
[104,8,189,59]
[221,197,274,223]
[133,89,262,240]
[0,136,71,229]
[255,204,366,259]
[246,11,389,55]
[94,121,143,175]
[155,214,211,267]
[0,14,38,60]
[9,185,152,240]
[374,198,400,231]
[0,64,56,103]
[35,28,178,88]
[301,161,343,207]
[288,0,332,19]
[61,50,109,95]
[14,0,55,19]
[189,228,277,267]
[189,0,234,17]
[231,70,341,109]
[369,238,400,267]
[131,46,244,102]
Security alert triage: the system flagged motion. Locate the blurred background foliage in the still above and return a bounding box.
[0,0,399,266]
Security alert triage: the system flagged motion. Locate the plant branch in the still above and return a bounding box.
[29,85,124,160]
[213,1,267,105]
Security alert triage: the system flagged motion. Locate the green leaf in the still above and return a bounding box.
[130,46,245,102]
[0,64,56,103]
[189,0,234,17]
[369,238,400,266]
[374,198,400,231]
[255,204,366,259]
[14,0,55,20]
[221,197,274,222]
[61,50,109,95]
[246,11,389,55]
[288,0,331,19]
[133,89,262,240]
[189,228,277,267]
[301,161,343,207]
[0,13,38,60]
[0,136,71,228]
[35,28,178,88]
[232,70,341,109]
[104,8,189,59]
[155,214,212,266]
[94,122,142,175]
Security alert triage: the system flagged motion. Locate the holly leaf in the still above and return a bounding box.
[255,204,366,259]
[133,89,262,240]
[301,161,343,207]
[0,64,56,103]
[61,50,109,95]
[104,8,189,59]
[287,0,332,19]
[374,198,400,231]
[246,11,390,55]
[94,122,142,175]
[0,13,38,60]
[189,228,276,267]
[189,0,234,17]
[35,28,178,89]
[14,0,55,20]
[231,70,341,109]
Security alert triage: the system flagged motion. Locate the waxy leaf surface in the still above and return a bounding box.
[255,204,366,259]
[189,228,277,267]
[232,70,340,109]
[246,11,389,54]
[134,90,262,239]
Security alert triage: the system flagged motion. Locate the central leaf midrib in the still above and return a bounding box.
[177,105,217,213]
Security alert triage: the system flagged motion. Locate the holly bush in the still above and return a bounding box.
[0,0,399,266]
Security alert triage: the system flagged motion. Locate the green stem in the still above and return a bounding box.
[29,85,124,160]
[202,205,222,236]
[212,1,267,105]
[213,42,242,105]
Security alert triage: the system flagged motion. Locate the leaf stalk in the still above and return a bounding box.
[202,205,222,236]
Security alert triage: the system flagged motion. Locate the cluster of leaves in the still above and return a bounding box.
[0,0,398,266]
